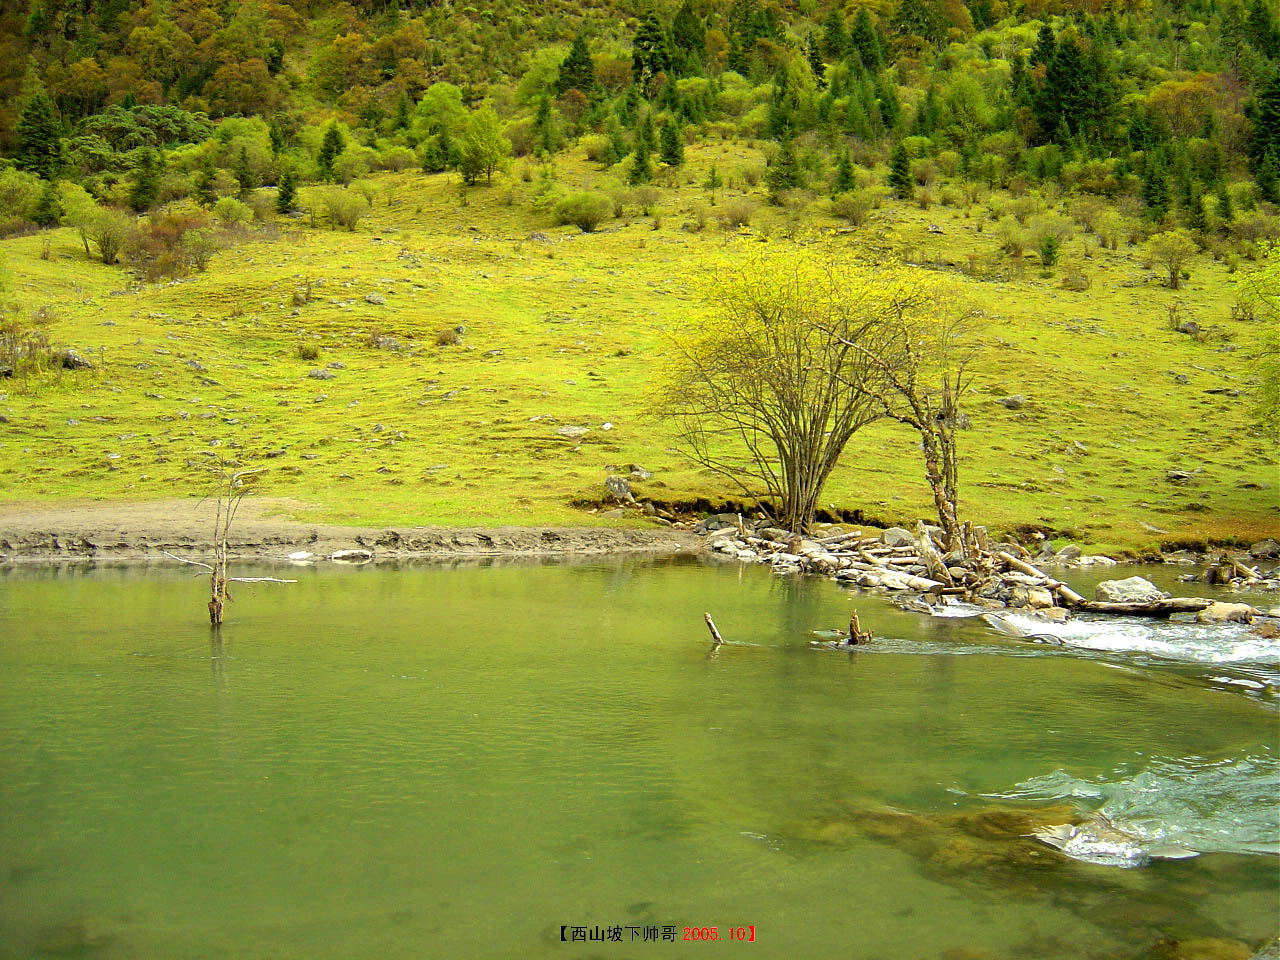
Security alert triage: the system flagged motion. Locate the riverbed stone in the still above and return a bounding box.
[1194,601,1258,624]
[329,548,373,562]
[1249,538,1280,558]
[1055,543,1082,560]
[881,527,915,547]
[1095,576,1165,603]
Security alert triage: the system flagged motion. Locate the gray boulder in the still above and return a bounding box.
[1056,543,1082,561]
[556,425,588,438]
[1095,576,1166,603]
[997,395,1026,410]
[1249,539,1280,559]
[365,293,386,305]
[881,527,915,547]
[604,475,634,502]
[307,368,335,380]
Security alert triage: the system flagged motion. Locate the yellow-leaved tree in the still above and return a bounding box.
[658,246,983,544]
[656,247,884,533]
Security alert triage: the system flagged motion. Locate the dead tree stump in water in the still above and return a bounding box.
[848,610,873,645]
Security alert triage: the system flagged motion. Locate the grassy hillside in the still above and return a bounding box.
[1,145,1274,554]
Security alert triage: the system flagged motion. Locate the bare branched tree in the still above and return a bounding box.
[164,466,294,625]
[656,249,884,532]
[827,269,983,551]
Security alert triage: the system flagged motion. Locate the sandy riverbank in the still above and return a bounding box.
[0,499,701,562]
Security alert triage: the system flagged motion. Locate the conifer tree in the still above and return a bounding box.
[1034,36,1089,143]
[888,142,912,198]
[557,35,598,96]
[1030,23,1056,66]
[534,94,557,155]
[268,120,285,156]
[628,135,654,184]
[234,146,257,199]
[1249,72,1280,177]
[393,92,412,131]
[875,73,901,129]
[129,146,161,212]
[833,147,856,195]
[766,138,801,201]
[318,123,345,182]
[659,117,685,166]
[31,180,61,226]
[1258,150,1280,204]
[195,152,218,207]
[672,1,705,55]
[807,34,825,86]
[632,12,673,90]
[1215,183,1234,225]
[276,164,298,214]
[635,109,656,154]
[15,91,61,181]
[603,117,628,167]
[849,9,883,70]
[1141,162,1171,219]
[822,9,848,60]
[704,163,722,204]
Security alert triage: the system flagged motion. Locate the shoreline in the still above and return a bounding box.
[0,499,700,562]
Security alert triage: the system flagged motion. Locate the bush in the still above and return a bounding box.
[295,342,320,361]
[85,208,136,264]
[717,197,755,230]
[553,192,613,232]
[213,197,252,226]
[321,189,371,231]
[580,134,609,163]
[126,211,212,279]
[829,189,875,226]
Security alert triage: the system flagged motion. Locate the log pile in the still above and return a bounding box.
[704,519,1218,619]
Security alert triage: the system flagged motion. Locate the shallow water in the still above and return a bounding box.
[0,557,1276,959]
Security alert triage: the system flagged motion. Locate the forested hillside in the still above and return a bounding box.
[2,0,1279,232]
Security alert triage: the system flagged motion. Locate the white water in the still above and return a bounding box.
[992,755,1280,866]
[992,611,1280,665]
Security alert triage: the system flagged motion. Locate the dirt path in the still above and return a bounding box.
[0,498,700,562]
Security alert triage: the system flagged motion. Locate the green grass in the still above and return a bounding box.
[1,147,1275,554]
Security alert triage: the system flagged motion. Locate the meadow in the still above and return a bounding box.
[1,142,1274,555]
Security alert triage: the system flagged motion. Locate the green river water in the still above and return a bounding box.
[0,557,1276,959]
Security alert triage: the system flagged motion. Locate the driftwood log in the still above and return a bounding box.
[1074,598,1213,616]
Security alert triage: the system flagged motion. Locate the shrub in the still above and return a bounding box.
[321,189,371,231]
[717,197,755,230]
[435,326,463,346]
[553,192,613,232]
[829,189,875,226]
[85,208,136,264]
[580,134,609,163]
[631,185,660,215]
[213,197,252,226]
[295,341,320,361]
[126,211,211,279]
[737,160,765,187]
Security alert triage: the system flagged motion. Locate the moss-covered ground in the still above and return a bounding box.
[1,146,1274,554]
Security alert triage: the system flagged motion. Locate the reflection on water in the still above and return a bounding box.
[0,557,1275,959]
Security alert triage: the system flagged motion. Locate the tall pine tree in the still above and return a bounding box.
[659,117,685,166]
[15,91,62,180]
[556,35,598,96]
[318,123,345,182]
[888,143,912,198]
[129,147,161,212]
